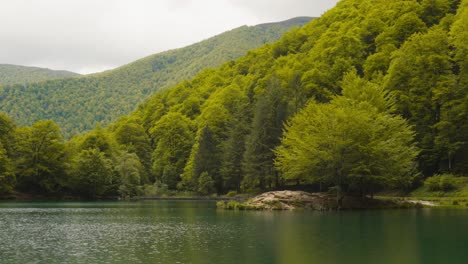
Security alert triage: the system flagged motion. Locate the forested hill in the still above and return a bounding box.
[0,17,312,138]
[1,0,467,198]
[0,64,80,85]
[101,0,466,194]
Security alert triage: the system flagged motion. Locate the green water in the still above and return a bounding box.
[0,201,467,264]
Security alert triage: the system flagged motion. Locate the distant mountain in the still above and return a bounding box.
[0,64,80,85]
[0,17,313,138]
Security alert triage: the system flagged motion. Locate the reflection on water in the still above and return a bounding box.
[0,201,467,264]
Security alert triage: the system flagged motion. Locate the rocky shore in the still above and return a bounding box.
[217,190,420,210]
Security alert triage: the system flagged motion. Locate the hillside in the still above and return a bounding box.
[1,0,467,198]
[0,17,312,138]
[103,0,466,194]
[0,64,80,85]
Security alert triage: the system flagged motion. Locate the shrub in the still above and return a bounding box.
[226,191,237,197]
[197,172,215,196]
[425,174,459,192]
[142,182,170,196]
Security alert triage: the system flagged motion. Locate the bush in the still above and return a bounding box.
[226,191,237,197]
[425,174,459,192]
[142,182,170,196]
[197,172,215,196]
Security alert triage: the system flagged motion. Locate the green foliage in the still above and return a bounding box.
[0,113,16,194]
[116,152,143,198]
[425,174,461,191]
[0,142,15,194]
[0,64,80,85]
[151,113,194,189]
[70,148,114,198]
[242,77,288,192]
[14,120,67,194]
[197,172,216,195]
[190,126,221,192]
[275,73,420,197]
[0,18,311,138]
[1,0,467,198]
[111,118,152,183]
[142,182,171,197]
[226,191,238,197]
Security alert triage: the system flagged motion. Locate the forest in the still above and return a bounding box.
[0,0,467,199]
[0,64,80,85]
[0,17,311,139]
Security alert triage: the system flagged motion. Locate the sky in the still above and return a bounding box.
[0,0,339,74]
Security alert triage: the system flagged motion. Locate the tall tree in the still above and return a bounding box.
[116,152,143,198]
[276,73,419,205]
[71,148,114,198]
[0,142,15,194]
[15,120,67,194]
[150,112,193,189]
[0,113,16,194]
[384,28,456,175]
[242,77,288,192]
[191,126,221,192]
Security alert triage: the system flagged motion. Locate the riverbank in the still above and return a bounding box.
[377,196,468,208]
[216,191,423,211]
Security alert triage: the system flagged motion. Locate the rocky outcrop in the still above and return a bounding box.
[217,190,418,210]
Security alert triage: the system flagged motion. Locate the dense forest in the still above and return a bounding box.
[0,0,467,199]
[0,17,312,138]
[0,64,80,85]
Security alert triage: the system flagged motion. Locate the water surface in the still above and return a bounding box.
[0,201,467,264]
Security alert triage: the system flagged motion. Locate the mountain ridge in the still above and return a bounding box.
[0,64,80,85]
[0,17,313,138]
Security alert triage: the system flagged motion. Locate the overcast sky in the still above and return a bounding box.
[0,0,339,74]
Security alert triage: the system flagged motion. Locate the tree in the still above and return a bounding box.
[242,77,288,192]
[220,119,249,193]
[191,126,221,192]
[71,148,114,198]
[0,113,16,194]
[275,72,419,205]
[113,118,152,183]
[150,112,193,189]
[79,124,118,158]
[197,172,215,195]
[15,120,67,194]
[0,142,15,194]
[116,152,143,198]
[384,28,456,175]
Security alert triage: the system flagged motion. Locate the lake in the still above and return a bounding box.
[0,201,467,264]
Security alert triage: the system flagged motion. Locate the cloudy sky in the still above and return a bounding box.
[0,0,339,74]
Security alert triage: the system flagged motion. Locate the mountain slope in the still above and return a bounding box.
[0,17,312,138]
[2,0,467,197]
[0,64,80,85]
[97,0,466,193]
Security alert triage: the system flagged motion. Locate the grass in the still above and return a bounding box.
[377,176,468,209]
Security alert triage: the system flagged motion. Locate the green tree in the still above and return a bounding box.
[191,126,221,192]
[242,77,288,192]
[79,124,118,158]
[15,120,67,194]
[71,148,114,198]
[0,113,16,194]
[113,118,152,182]
[220,119,249,193]
[384,28,456,175]
[150,112,193,189]
[197,171,215,195]
[276,73,419,205]
[116,152,143,198]
[0,142,15,194]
